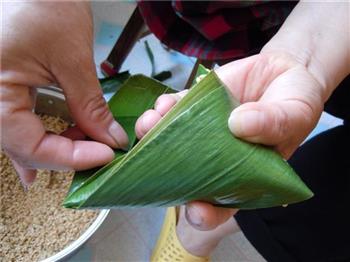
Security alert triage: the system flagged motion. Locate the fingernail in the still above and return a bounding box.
[228,110,264,137]
[185,205,202,228]
[108,121,129,150]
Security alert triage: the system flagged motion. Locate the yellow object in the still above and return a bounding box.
[151,207,210,262]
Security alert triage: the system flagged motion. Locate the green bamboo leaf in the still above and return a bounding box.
[64,71,313,209]
[108,74,174,149]
[66,74,174,197]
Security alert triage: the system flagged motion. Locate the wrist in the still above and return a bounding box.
[261,1,349,103]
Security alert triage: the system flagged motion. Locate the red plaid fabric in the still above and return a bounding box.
[138,1,297,61]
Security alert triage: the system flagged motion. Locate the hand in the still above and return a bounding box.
[134,51,326,230]
[0,2,128,187]
[218,51,324,159]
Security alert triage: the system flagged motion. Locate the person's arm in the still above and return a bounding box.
[262,1,349,100]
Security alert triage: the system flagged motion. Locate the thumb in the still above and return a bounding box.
[228,100,317,158]
[53,57,128,150]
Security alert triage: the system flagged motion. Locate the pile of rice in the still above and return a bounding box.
[0,115,98,261]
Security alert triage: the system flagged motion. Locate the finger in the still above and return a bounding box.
[154,94,177,116]
[3,110,115,171]
[31,135,115,170]
[52,44,128,150]
[185,201,237,231]
[11,134,115,171]
[154,90,189,116]
[135,90,189,139]
[11,159,36,188]
[228,100,316,158]
[62,79,128,150]
[135,109,162,139]
[227,66,323,158]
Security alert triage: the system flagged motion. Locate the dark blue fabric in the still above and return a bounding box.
[236,123,350,262]
[325,75,350,121]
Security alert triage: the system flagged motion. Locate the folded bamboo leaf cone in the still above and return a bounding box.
[64,71,313,209]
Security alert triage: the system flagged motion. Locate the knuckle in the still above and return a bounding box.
[277,109,290,138]
[3,149,35,169]
[266,106,290,141]
[82,94,112,123]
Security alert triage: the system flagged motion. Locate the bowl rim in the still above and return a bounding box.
[41,209,110,262]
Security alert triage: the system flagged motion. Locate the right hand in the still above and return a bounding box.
[0,2,128,187]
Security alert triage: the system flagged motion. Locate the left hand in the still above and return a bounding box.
[0,2,128,187]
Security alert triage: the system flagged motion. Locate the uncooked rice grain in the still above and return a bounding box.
[0,115,98,262]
